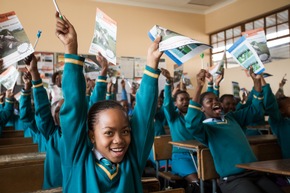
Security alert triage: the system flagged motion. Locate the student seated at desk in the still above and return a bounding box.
[185,68,284,193]
[161,68,199,191]
[55,12,163,193]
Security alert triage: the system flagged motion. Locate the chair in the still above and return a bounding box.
[151,188,185,193]
[153,135,183,189]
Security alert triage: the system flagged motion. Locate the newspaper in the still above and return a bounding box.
[0,11,34,69]
[228,36,265,74]
[0,65,19,90]
[242,28,271,64]
[89,8,117,65]
[148,25,212,66]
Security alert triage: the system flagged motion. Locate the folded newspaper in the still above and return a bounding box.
[148,25,212,66]
[228,36,265,74]
[0,11,34,69]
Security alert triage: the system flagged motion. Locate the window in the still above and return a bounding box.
[210,6,290,68]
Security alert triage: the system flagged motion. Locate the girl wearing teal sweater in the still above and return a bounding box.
[185,68,283,193]
[55,13,163,193]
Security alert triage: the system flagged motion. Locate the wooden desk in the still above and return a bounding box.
[247,124,272,134]
[247,134,277,145]
[169,135,279,193]
[169,140,212,193]
[236,159,290,176]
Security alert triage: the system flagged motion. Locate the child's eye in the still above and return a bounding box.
[104,131,113,136]
[121,129,131,136]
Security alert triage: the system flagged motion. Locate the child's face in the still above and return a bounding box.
[90,108,131,163]
[221,96,236,114]
[201,92,222,118]
[175,93,189,114]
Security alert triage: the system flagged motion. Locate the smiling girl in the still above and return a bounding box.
[55,12,163,193]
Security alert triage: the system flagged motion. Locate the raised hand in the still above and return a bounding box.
[22,71,32,90]
[5,89,14,99]
[161,68,171,81]
[96,52,109,76]
[215,68,224,86]
[249,66,262,92]
[197,69,207,87]
[279,75,287,88]
[55,12,77,55]
[147,36,163,70]
[24,54,40,81]
[0,92,5,103]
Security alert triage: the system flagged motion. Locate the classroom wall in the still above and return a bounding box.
[1,0,208,92]
[1,0,289,97]
[206,0,290,97]
[205,0,290,34]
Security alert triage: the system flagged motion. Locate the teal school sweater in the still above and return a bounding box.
[185,89,264,178]
[32,79,62,189]
[59,54,160,193]
[19,89,47,152]
[163,83,199,153]
[0,98,14,135]
[262,83,290,159]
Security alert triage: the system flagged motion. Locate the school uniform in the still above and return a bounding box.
[31,79,62,189]
[86,76,107,108]
[148,106,168,168]
[163,83,197,177]
[0,97,14,135]
[89,76,107,108]
[263,83,290,159]
[19,89,47,152]
[59,54,160,193]
[185,90,284,193]
[236,88,266,136]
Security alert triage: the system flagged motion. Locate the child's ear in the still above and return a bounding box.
[88,130,95,143]
[201,106,205,112]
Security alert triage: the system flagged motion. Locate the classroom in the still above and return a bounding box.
[0,0,290,193]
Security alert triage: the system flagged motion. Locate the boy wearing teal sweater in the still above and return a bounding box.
[55,13,163,193]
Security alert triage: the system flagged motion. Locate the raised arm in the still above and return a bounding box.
[193,69,206,103]
[275,75,286,99]
[24,54,56,140]
[0,89,14,131]
[55,12,87,166]
[161,68,178,122]
[130,36,163,170]
[233,67,264,127]
[19,71,39,135]
[89,52,108,107]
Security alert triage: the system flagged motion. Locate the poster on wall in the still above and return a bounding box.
[134,58,146,78]
[34,52,54,87]
[54,52,65,72]
[118,57,134,79]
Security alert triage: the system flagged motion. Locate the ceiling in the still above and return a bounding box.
[93,0,236,14]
